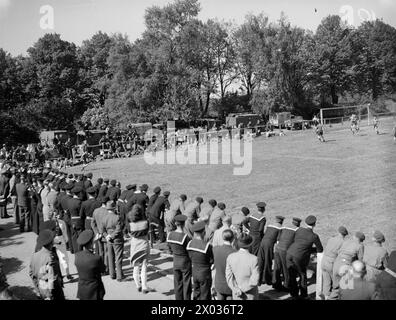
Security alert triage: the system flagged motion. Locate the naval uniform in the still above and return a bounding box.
[286,227,323,298]
[257,222,282,285]
[247,213,266,256]
[167,231,192,300]
[272,226,298,290]
[80,197,101,231]
[187,238,214,300]
[68,196,83,253]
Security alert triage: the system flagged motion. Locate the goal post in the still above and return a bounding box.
[320,104,370,127]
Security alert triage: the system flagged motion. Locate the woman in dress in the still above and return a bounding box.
[128,204,151,294]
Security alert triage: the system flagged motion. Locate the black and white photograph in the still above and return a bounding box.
[0,0,395,306]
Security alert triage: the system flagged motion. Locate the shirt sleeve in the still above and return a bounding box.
[225,257,238,293]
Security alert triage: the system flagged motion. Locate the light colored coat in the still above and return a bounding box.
[225,248,260,300]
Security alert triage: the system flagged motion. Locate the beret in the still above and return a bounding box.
[256,202,266,208]
[77,230,94,246]
[163,191,170,197]
[355,231,365,242]
[71,186,83,194]
[208,199,217,207]
[218,202,226,210]
[305,215,317,226]
[86,187,96,195]
[373,230,385,243]
[37,230,55,247]
[338,226,348,236]
[175,215,187,222]
[126,184,134,190]
[195,197,203,204]
[110,179,117,186]
[192,221,206,233]
[241,207,250,215]
[153,186,161,194]
[180,194,187,201]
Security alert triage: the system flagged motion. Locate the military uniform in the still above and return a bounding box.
[91,205,109,273]
[97,183,108,203]
[68,190,83,253]
[286,216,323,298]
[247,212,266,256]
[363,243,388,282]
[321,232,346,298]
[80,196,101,231]
[272,224,299,290]
[257,217,284,285]
[167,228,192,300]
[187,238,214,300]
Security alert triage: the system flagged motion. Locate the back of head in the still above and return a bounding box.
[222,229,234,243]
[352,260,366,278]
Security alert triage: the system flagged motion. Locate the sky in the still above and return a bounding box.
[0,0,395,56]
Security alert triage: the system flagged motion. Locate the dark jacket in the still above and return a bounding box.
[74,249,105,300]
[286,227,323,264]
[16,182,29,207]
[213,244,236,295]
[80,198,101,229]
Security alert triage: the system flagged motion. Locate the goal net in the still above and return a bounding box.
[320,105,370,127]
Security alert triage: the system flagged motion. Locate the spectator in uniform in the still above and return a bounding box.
[187,221,214,300]
[331,231,365,299]
[213,229,236,300]
[272,217,302,291]
[206,202,226,242]
[167,215,192,300]
[375,250,396,300]
[212,214,232,247]
[257,215,284,285]
[16,174,31,232]
[74,230,106,300]
[165,194,187,232]
[184,197,203,239]
[321,226,348,300]
[247,202,267,256]
[363,231,388,282]
[286,215,323,299]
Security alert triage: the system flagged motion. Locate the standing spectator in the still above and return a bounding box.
[212,215,232,248]
[184,197,203,239]
[272,217,302,291]
[128,204,151,293]
[213,229,236,300]
[257,215,284,286]
[187,221,214,300]
[29,230,65,300]
[375,250,396,300]
[146,186,161,218]
[41,180,51,221]
[331,231,365,299]
[363,231,388,282]
[97,178,109,203]
[321,226,348,300]
[16,175,31,232]
[74,230,106,300]
[230,207,250,239]
[199,199,217,223]
[91,197,110,274]
[127,184,149,217]
[0,170,10,219]
[225,234,260,300]
[286,215,323,299]
[206,203,226,242]
[164,194,187,233]
[102,201,124,281]
[246,202,267,256]
[339,261,378,300]
[9,168,18,223]
[167,215,192,300]
[150,191,170,243]
[46,182,59,221]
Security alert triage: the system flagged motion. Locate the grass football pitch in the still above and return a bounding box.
[74,117,396,251]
